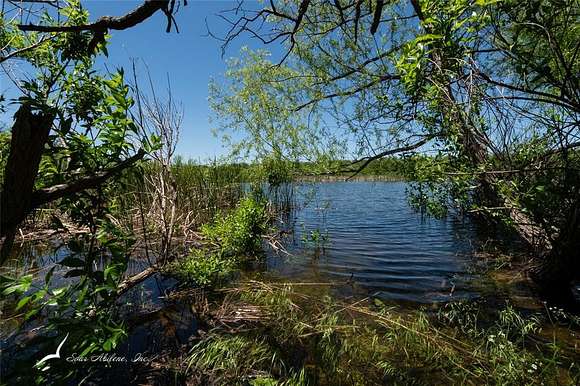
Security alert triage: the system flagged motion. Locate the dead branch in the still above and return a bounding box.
[18,0,173,33]
[117,266,158,296]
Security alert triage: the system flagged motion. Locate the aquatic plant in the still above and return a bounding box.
[201,196,271,257]
[187,335,285,383]
[300,228,329,250]
[165,249,236,288]
[164,196,273,288]
[183,281,579,386]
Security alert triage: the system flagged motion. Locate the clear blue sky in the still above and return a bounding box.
[1,1,276,160]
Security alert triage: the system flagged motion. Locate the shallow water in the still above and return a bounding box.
[3,181,579,384]
[268,181,481,303]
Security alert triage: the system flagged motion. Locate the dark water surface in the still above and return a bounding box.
[267,181,481,303]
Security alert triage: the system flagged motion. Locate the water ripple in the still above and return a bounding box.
[269,181,477,303]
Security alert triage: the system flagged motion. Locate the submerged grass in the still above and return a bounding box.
[183,281,580,385]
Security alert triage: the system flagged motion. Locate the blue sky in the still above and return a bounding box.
[1,1,276,160]
[87,0,273,160]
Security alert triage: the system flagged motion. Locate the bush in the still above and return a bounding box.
[167,249,235,288]
[201,197,270,257]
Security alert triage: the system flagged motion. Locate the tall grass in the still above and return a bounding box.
[171,159,246,227]
[112,158,296,233]
[109,160,246,243]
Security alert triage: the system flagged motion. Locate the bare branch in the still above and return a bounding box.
[346,136,432,179]
[295,74,400,111]
[370,0,383,35]
[17,0,175,33]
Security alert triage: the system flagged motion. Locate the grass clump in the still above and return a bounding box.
[187,335,285,384]
[201,196,270,257]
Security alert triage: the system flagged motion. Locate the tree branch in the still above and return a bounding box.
[370,0,384,35]
[345,136,432,179]
[30,149,146,209]
[477,70,580,112]
[295,74,400,111]
[0,36,53,63]
[18,0,172,33]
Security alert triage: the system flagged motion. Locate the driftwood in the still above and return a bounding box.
[16,226,90,243]
[117,266,159,296]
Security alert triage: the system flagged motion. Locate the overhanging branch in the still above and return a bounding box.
[17,0,183,37]
[295,74,400,111]
[30,149,146,209]
[0,36,53,63]
[345,136,432,179]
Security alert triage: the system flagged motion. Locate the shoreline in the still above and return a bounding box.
[295,174,405,182]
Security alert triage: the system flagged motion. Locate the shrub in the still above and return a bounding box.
[201,197,270,257]
[167,249,235,288]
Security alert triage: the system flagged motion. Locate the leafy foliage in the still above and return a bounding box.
[166,249,236,288]
[0,1,160,383]
[201,196,270,257]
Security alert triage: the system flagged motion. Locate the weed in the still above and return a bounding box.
[184,282,579,385]
[300,228,329,249]
[187,334,284,383]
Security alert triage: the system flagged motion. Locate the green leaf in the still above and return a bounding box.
[45,266,56,285]
[414,34,444,43]
[80,342,97,357]
[67,239,84,253]
[25,308,39,320]
[64,269,86,278]
[2,275,32,295]
[16,296,31,311]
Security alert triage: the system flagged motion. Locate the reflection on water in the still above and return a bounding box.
[268,181,480,303]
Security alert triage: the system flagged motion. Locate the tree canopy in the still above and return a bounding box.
[210,0,579,288]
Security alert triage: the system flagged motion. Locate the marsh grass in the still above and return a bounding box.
[183,281,580,385]
[171,160,246,226]
[112,160,245,232]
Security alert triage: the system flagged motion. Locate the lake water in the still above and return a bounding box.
[267,181,481,303]
[0,181,563,384]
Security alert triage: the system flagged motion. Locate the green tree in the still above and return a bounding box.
[0,0,183,261]
[0,1,184,382]
[211,0,579,292]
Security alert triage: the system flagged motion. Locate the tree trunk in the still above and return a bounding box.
[532,192,580,290]
[1,104,54,262]
[410,0,576,295]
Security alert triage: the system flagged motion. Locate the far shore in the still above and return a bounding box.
[296,174,405,182]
